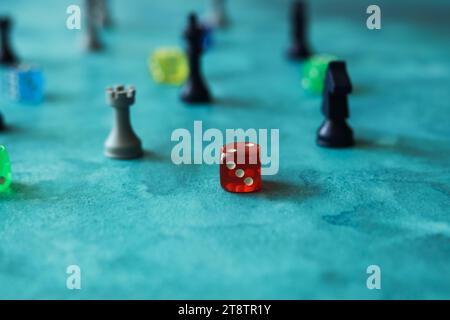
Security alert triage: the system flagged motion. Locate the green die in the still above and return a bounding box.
[301,54,338,94]
[149,47,189,85]
[0,145,12,192]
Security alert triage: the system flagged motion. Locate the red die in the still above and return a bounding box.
[220,142,262,193]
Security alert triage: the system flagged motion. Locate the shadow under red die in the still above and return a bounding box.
[220,142,262,193]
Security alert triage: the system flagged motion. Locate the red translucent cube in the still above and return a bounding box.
[220,142,262,193]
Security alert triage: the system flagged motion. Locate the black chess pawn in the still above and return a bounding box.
[0,16,19,66]
[287,1,311,61]
[181,13,212,104]
[317,61,354,148]
[0,111,5,131]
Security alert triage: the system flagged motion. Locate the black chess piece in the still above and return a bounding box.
[317,61,354,148]
[181,13,212,104]
[0,16,19,66]
[0,111,5,131]
[287,1,311,61]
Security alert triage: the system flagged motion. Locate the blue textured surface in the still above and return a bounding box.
[0,0,449,299]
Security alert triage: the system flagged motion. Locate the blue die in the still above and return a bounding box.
[5,65,44,104]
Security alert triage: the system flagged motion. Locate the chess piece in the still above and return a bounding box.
[0,16,19,66]
[181,13,212,104]
[104,85,143,159]
[84,0,103,51]
[317,61,354,148]
[207,0,229,28]
[287,1,311,60]
[97,0,113,29]
[0,112,5,131]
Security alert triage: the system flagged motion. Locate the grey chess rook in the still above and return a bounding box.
[104,85,143,159]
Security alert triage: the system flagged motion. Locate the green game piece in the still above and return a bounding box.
[0,145,12,192]
[301,54,338,94]
[149,47,188,85]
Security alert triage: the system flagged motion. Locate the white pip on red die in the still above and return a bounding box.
[220,142,262,193]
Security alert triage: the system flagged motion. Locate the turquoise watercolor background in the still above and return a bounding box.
[0,0,449,299]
